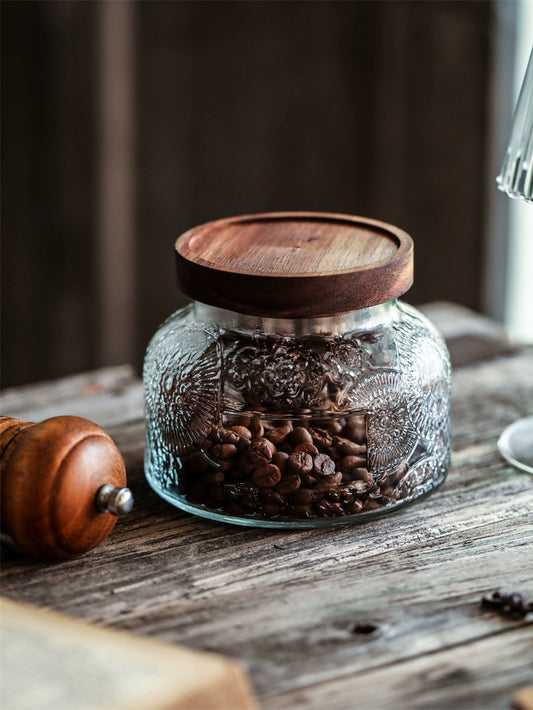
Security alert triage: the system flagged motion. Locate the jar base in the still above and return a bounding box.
[146,472,447,529]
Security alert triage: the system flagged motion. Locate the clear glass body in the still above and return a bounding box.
[143,299,451,528]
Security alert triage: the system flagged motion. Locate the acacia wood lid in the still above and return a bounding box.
[175,212,414,317]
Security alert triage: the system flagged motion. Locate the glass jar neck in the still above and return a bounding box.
[193,300,398,336]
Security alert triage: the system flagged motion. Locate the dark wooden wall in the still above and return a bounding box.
[2,1,494,388]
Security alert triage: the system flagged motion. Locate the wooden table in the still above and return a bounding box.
[1,305,532,709]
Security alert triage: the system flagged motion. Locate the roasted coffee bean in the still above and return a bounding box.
[235,452,256,475]
[217,428,241,445]
[240,483,262,511]
[290,427,313,445]
[271,451,289,470]
[363,498,381,511]
[249,419,265,438]
[277,472,301,494]
[261,504,281,517]
[294,442,319,456]
[350,480,371,496]
[389,462,409,485]
[309,427,333,448]
[251,464,282,488]
[230,425,252,440]
[326,488,341,502]
[332,436,366,457]
[300,471,318,487]
[248,438,275,465]
[212,443,238,460]
[314,471,342,488]
[338,455,367,473]
[290,504,313,519]
[339,487,354,505]
[314,500,345,517]
[223,501,246,517]
[347,498,363,514]
[328,419,344,435]
[261,489,285,505]
[266,423,293,444]
[313,453,336,477]
[343,415,366,443]
[350,467,372,484]
[290,488,316,505]
[201,471,225,485]
[234,416,251,428]
[287,451,313,474]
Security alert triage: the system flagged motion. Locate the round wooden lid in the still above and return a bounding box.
[175,212,413,317]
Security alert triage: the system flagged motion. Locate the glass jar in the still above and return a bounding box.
[144,212,451,528]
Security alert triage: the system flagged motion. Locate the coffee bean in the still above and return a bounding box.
[248,438,274,465]
[271,451,289,470]
[261,489,284,505]
[290,427,313,445]
[332,436,366,457]
[347,499,363,514]
[314,500,345,517]
[290,488,316,505]
[277,472,301,494]
[363,499,381,511]
[223,501,246,517]
[290,504,313,518]
[251,464,282,488]
[343,415,366,443]
[351,467,372,484]
[328,420,344,435]
[300,471,318,487]
[309,427,333,448]
[262,504,281,517]
[201,471,225,485]
[213,443,238,460]
[314,471,342,488]
[217,428,241,445]
[338,455,367,473]
[294,442,319,456]
[287,451,313,474]
[249,419,265,438]
[266,423,293,444]
[313,453,336,477]
[230,425,252,439]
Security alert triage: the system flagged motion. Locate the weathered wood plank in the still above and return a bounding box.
[1,347,532,709]
[0,365,143,429]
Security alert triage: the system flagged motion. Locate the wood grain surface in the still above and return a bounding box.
[1,320,532,709]
[175,213,413,317]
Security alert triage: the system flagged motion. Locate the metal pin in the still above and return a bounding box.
[96,484,134,517]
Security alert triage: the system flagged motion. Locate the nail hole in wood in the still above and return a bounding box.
[350,622,378,635]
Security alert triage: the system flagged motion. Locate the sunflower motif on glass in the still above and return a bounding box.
[356,370,419,474]
[146,325,221,453]
[394,304,451,444]
[224,338,325,410]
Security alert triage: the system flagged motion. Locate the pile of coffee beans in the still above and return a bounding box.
[178,414,408,520]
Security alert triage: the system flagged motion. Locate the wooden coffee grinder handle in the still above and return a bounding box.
[0,415,133,560]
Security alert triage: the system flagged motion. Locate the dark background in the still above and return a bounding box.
[2,1,508,387]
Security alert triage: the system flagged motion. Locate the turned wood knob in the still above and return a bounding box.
[0,415,133,561]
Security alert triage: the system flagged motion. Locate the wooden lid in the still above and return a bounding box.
[175,212,413,317]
